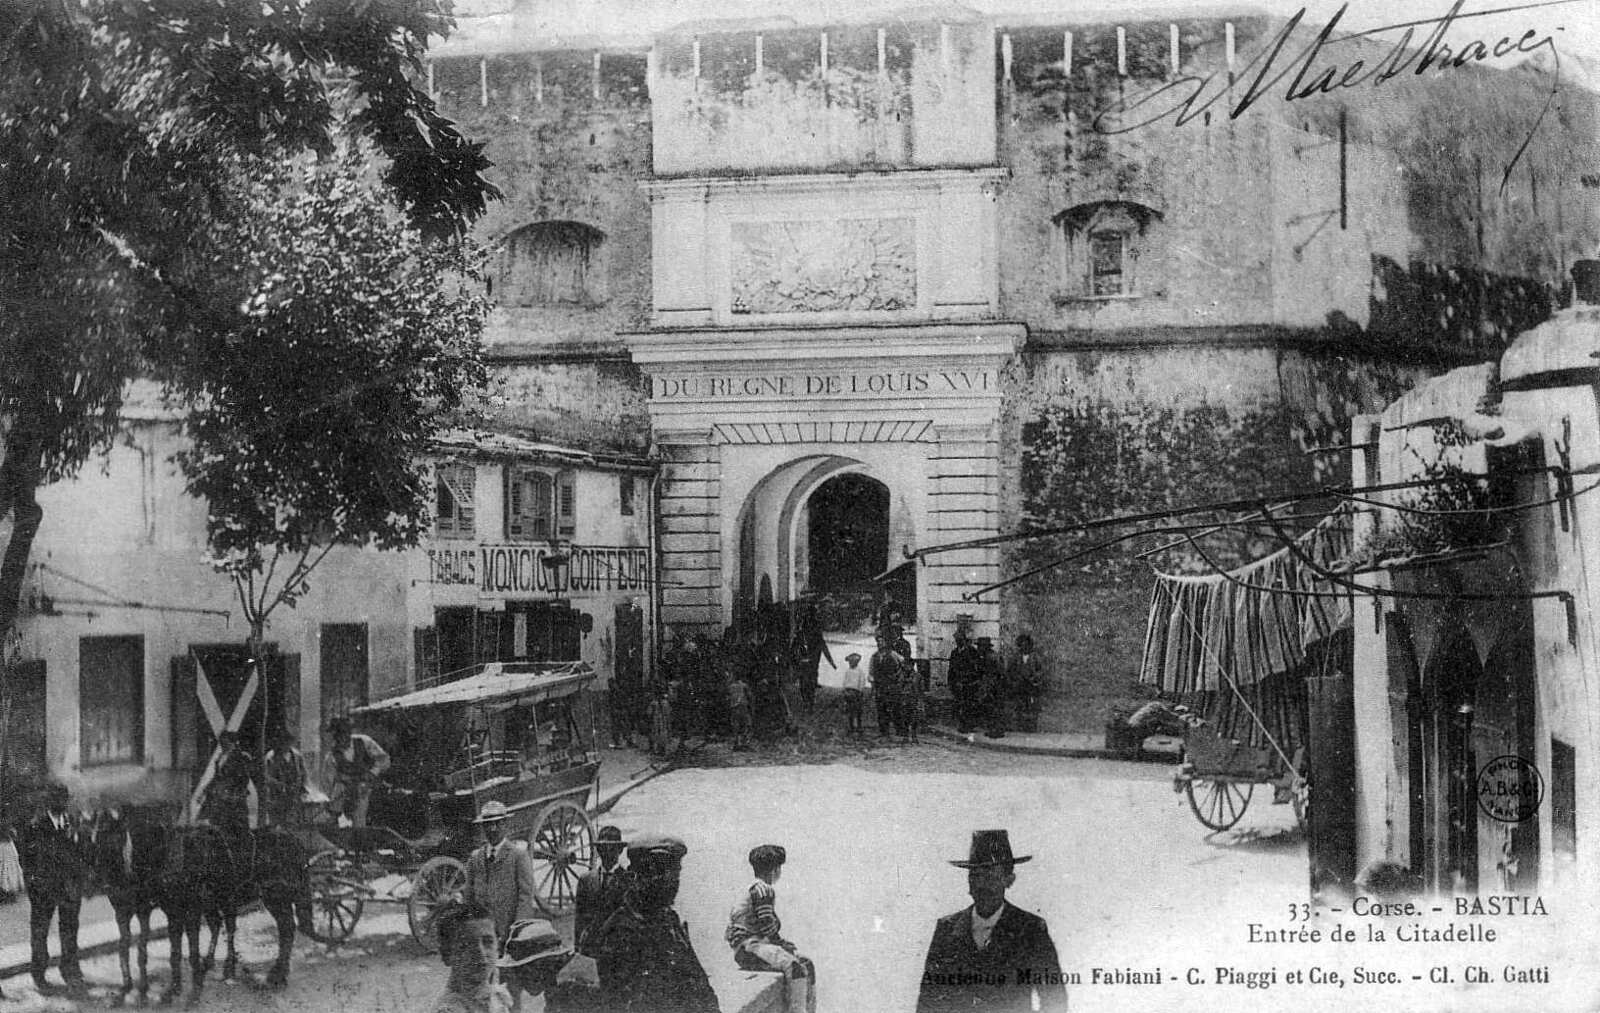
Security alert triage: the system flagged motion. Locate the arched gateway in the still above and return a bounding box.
[626,167,1021,689]
[632,322,1019,688]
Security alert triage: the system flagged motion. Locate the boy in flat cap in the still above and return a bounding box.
[916,830,1064,1013]
[592,834,720,1013]
[726,845,814,1013]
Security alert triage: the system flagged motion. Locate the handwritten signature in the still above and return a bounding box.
[1092,0,1575,191]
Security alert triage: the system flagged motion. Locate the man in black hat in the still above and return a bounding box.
[916,830,1064,1013]
[575,825,630,950]
[19,783,90,994]
[591,834,720,1013]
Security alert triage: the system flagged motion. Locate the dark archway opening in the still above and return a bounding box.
[806,474,890,593]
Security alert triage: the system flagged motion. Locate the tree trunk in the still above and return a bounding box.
[0,414,45,651]
[0,414,46,807]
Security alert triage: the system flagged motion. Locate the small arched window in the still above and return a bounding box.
[1054,200,1162,299]
[498,221,607,306]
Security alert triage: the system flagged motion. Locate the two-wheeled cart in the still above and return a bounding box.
[301,661,601,950]
[1172,723,1308,832]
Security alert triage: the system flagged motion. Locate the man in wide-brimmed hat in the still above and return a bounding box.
[915,830,1064,1013]
[461,801,538,944]
[575,825,630,950]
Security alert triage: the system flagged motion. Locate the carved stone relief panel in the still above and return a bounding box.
[730,217,916,314]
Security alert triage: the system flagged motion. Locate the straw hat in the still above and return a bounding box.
[473,800,510,824]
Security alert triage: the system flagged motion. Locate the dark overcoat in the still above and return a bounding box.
[915,903,1065,1013]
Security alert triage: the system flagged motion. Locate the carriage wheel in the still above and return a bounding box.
[409,856,468,954]
[526,800,594,917]
[1185,779,1253,831]
[305,850,364,944]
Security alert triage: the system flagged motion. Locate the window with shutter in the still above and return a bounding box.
[557,471,576,537]
[436,464,477,539]
[506,467,554,541]
[80,636,144,766]
[619,475,635,516]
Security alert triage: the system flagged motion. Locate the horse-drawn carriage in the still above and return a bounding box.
[302,661,601,950]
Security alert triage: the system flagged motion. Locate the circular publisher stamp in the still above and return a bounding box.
[1476,754,1543,823]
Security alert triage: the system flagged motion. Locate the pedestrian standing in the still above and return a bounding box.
[946,632,979,735]
[262,725,308,827]
[609,660,640,750]
[915,830,1064,1013]
[839,653,866,736]
[903,656,924,744]
[870,633,904,738]
[648,685,673,757]
[461,801,539,946]
[325,716,391,828]
[575,826,630,952]
[973,638,1007,739]
[591,834,721,1013]
[1006,635,1045,734]
[788,604,835,712]
[728,677,753,751]
[19,784,90,994]
[725,845,815,1013]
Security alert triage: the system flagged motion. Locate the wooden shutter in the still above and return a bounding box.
[557,471,576,536]
[171,654,199,774]
[477,610,503,667]
[505,466,522,539]
[270,653,301,745]
[3,660,47,782]
[506,467,552,541]
[438,465,476,539]
[414,626,439,686]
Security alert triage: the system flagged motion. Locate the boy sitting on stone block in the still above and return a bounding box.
[725,845,815,1013]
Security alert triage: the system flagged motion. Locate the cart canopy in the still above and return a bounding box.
[353,661,595,715]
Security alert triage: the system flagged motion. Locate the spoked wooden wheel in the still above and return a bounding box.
[1185,779,1253,831]
[305,850,364,944]
[409,856,467,953]
[527,800,594,916]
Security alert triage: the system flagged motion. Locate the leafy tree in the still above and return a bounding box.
[164,151,489,780]
[0,1,496,784]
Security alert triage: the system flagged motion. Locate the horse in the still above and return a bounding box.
[152,821,232,1003]
[86,806,165,1001]
[194,821,310,991]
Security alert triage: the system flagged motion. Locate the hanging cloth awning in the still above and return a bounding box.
[1139,504,1354,694]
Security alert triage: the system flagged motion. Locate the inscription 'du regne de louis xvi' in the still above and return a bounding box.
[654,367,996,400]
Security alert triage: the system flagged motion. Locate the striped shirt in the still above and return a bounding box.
[725,879,781,948]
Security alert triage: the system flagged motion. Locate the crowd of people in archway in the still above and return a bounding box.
[609,600,938,753]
